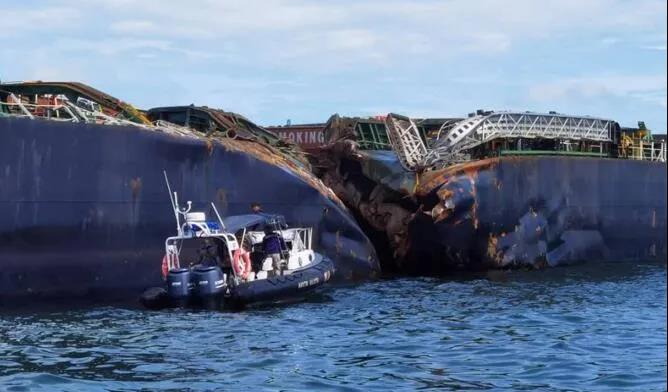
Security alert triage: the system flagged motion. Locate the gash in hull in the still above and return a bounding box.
[0,82,379,304]
[282,111,667,273]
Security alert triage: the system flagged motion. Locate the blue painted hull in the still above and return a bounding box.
[410,156,667,272]
[0,117,379,304]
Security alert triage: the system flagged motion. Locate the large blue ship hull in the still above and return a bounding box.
[0,117,379,304]
[409,156,667,273]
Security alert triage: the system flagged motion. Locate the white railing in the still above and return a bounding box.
[1,93,89,121]
[428,111,616,165]
[626,140,666,162]
[0,94,210,140]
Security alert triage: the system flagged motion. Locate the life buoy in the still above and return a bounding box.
[233,248,252,280]
[161,255,169,279]
[161,253,180,279]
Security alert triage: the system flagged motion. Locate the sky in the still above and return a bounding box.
[1,0,666,131]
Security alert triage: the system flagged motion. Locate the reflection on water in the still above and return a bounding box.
[1,263,666,391]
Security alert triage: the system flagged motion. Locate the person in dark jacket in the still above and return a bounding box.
[197,238,224,268]
[250,202,263,214]
[262,226,286,274]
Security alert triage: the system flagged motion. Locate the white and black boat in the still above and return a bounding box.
[141,179,335,309]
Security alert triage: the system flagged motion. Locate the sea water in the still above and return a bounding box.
[1,262,665,391]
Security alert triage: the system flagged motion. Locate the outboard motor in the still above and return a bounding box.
[167,268,191,303]
[191,265,226,307]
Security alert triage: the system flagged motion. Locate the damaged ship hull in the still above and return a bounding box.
[300,112,667,274]
[410,156,667,273]
[0,117,379,303]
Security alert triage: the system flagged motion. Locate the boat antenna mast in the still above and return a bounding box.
[163,170,192,236]
[210,202,226,231]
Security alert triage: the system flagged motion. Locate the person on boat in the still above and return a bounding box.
[197,238,225,268]
[262,226,287,275]
[250,202,263,214]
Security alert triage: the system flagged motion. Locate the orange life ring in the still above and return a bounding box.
[161,254,169,279]
[161,253,180,279]
[233,248,252,279]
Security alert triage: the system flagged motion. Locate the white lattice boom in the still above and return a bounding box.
[430,112,615,162]
[384,113,429,171]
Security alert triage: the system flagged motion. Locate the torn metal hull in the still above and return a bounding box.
[314,145,666,273]
[0,117,379,303]
[411,156,667,272]
[274,115,666,274]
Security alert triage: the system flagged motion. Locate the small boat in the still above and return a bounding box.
[141,175,335,309]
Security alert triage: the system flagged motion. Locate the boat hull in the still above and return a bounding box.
[0,117,378,304]
[409,156,667,273]
[228,256,335,307]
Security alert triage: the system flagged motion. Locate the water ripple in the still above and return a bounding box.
[1,263,666,391]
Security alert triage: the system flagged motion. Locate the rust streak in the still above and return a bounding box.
[415,157,499,196]
[129,177,142,200]
[206,139,215,156]
[212,137,348,210]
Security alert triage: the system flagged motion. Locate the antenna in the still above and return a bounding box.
[211,202,226,230]
[163,170,182,236]
[163,171,175,209]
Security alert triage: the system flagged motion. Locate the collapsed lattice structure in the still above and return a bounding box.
[380,111,666,170]
[383,113,429,171]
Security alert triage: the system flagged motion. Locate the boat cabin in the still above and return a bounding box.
[164,209,316,284]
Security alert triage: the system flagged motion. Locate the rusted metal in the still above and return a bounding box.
[0,81,152,125]
[301,113,667,274]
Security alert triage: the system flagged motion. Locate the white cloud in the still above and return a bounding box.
[110,20,157,34]
[56,38,173,55]
[5,0,665,66]
[1,0,665,129]
[1,7,81,34]
[48,37,227,61]
[326,30,380,51]
[98,0,349,36]
[639,32,667,51]
[631,90,668,109]
[465,33,512,53]
[529,74,668,108]
[643,45,667,51]
[600,37,621,47]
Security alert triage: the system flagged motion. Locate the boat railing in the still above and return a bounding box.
[301,227,313,251]
[1,98,201,136]
[622,140,666,162]
[246,227,313,252]
[286,227,314,252]
[288,228,308,252]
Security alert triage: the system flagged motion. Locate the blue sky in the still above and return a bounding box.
[1,0,666,131]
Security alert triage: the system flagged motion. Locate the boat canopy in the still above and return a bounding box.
[222,214,286,233]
